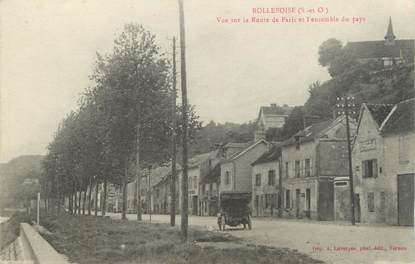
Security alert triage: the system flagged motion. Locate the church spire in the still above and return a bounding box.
[384,17,396,45]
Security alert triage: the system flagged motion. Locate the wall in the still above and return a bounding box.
[352,109,389,224]
[252,161,280,217]
[282,141,318,219]
[219,162,234,193]
[383,131,415,224]
[234,142,269,192]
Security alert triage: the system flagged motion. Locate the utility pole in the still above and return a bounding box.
[136,124,142,221]
[170,37,177,227]
[336,96,356,225]
[178,0,189,242]
[148,165,152,222]
[278,151,283,218]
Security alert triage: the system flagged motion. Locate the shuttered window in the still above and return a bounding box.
[362,159,378,178]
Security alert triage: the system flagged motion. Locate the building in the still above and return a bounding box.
[281,117,356,221]
[344,18,414,67]
[199,163,220,216]
[220,139,269,197]
[254,104,292,141]
[126,164,172,214]
[352,99,415,225]
[251,145,281,217]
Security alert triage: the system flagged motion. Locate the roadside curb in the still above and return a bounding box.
[19,223,71,264]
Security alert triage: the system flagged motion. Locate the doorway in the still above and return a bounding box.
[306,189,311,218]
[296,189,301,218]
[398,174,414,226]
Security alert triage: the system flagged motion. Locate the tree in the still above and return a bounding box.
[90,24,177,220]
[281,106,305,139]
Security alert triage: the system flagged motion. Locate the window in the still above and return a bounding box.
[368,192,375,212]
[265,194,270,208]
[305,159,311,177]
[285,190,290,208]
[295,160,301,178]
[202,184,206,195]
[268,170,276,185]
[194,176,197,189]
[225,171,230,185]
[362,159,378,178]
[285,162,289,178]
[255,174,261,186]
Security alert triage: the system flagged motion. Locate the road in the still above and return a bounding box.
[108,213,415,264]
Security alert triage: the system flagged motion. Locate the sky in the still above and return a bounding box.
[1,0,414,162]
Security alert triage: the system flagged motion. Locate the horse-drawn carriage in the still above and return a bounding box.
[217,191,252,231]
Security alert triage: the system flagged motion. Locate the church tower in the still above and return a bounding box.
[384,17,396,46]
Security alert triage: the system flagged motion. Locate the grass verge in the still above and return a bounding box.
[40,213,324,264]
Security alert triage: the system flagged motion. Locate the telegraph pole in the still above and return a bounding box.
[278,152,283,218]
[178,0,189,242]
[136,124,142,221]
[336,96,356,225]
[170,37,177,226]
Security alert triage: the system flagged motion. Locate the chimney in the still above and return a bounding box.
[270,103,277,108]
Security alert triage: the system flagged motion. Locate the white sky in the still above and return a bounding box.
[1,0,414,162]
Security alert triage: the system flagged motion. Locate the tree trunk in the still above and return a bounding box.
[68,193,72,214]
[122,158,128,220]
[82,189,87,215]
[102,176,107,217]
[78,188,82,216]
[74,191,78,215]
[94,180,99,217]
[135,125,142,221]
[88,180,93,216]
[56,176,61,216]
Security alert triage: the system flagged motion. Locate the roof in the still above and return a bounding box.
[344,39,414,62]
[385,17,395,40]
[381,98,415,135]
[251,145,281,166]
[224,142,251,149]
[223,139,268,162]
[260,105,290,116]
[149,162,181,187]
[200,163,221,184]
[282,119,334,146]
[366,104,394,127]
[188,152,212,168]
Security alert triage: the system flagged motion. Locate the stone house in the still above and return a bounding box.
[353,99,414,225]
[219,139,269,198]
[251,145,281,217]
[254,104,292,141]
[281,116,356,221]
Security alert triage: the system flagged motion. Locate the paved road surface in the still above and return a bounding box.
[108,213,415,264]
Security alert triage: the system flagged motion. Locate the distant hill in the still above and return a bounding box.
[186,121,255,157]
[0,155,44,207]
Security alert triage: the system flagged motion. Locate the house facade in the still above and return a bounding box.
[199,163,220,216]
[220,140,269,197]
[353,99,415,225]
[251,145,281,217]
[281,117,356,221]
[254,104,292,141]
